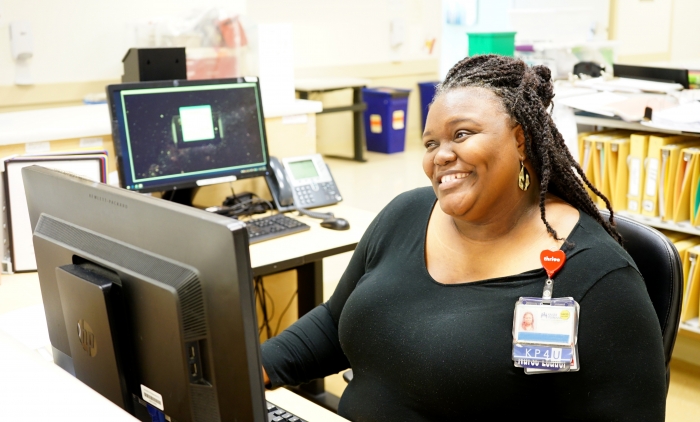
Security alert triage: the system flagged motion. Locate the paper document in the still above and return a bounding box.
[575,77,684,94]
[557,92,626,117]
[643,102,700,133]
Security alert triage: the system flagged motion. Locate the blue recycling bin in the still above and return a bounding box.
[418,81,440,132]
[362,87,411,154]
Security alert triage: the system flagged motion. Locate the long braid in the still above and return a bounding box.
[437,54,622,245]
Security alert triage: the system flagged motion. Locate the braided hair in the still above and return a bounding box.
[436,54,622,245]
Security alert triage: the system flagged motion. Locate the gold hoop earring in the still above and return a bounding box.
[518,161,530,191]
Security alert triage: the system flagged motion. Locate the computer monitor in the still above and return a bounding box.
[106,77,271,203]
[23,166,268,421]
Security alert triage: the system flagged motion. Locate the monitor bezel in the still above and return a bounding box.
[106,77,272,194]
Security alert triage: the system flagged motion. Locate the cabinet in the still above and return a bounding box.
[575,114,700,340]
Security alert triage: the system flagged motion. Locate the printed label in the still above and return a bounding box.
[642,200,654,212]
[628,200,638,212]
[141,384,164,411]
[370,114,382,133]
[645,158,658,196]
[629,158,640,197]
[513,345,572,362]
[514,304,576,345]
[392,110,405,130]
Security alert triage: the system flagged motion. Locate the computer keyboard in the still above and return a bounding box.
[245,214,310,244]
[267,401,306,422]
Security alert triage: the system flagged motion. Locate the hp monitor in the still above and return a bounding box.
[107,77,271,203]
[23,166,267,421]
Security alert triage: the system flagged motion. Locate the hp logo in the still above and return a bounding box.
[77,319,97,357]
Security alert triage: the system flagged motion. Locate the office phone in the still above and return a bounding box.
[267,154,343,212]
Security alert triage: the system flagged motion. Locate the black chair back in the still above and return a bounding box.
[602,210,683,388]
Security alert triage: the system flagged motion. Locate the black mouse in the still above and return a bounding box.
[321,217,350,231]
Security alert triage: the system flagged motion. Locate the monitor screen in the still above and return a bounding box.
[107,78,270,193]
[23,166,268,421]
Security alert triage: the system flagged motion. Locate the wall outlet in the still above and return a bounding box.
[10,21,33,60]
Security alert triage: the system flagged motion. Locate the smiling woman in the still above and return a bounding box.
[260,55,667,421]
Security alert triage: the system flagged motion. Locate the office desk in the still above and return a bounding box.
[296,78,372,162]
[0,204,375,416]
[0,329,348,421]
[249,204,376,409]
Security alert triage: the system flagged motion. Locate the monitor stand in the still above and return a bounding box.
[162,188,195,207]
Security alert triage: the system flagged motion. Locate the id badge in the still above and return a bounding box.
[511,250,581,374]
[512,297,580,374]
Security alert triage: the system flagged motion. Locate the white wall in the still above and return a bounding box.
[247,0,441,70]
[669,0,700,62]
[0,0,245,86]
[614,0,673,57]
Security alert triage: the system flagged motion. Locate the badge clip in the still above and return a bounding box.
[540,250,565,302]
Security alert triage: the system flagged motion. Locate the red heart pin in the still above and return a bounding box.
[540,250,566,279]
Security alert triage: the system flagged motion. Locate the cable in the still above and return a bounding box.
[274,290,298,336]
[254,276,274,339]
[294,204,335,220]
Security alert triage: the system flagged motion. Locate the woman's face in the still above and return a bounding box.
[523,313,533,326]
[422,87,525,221]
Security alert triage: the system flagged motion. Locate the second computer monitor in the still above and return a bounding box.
[107,77,270,194]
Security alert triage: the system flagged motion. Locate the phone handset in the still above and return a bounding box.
[266,156,295,212]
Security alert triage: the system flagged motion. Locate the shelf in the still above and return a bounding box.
[574,115,700,137]
[680,319,700,336]
[616,211,700,236]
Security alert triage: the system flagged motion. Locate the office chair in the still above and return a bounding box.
[343,211,683,391]
[600,210,682,391]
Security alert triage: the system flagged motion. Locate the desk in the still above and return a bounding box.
[296,78,372,162]
[249,204,376,410]
[0,328,348,421]
[0,204,375,416]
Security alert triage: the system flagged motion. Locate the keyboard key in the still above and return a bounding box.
[245,214,311,244]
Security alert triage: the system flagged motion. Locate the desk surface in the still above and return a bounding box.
[0,206,371,421]
[248,204,376,274]
[0,328,347,421]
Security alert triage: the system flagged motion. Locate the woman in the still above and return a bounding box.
[521,311,535,331]
[261,55,666,421]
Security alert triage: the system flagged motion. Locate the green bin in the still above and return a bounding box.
[467,32,516,57]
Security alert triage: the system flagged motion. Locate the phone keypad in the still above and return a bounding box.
[294,182,341,207]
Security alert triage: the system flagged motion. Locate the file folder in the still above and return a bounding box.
[675,238,700,283]
[659,229,692,243]
[604,137,631,211]
[672,147,700,223]
[627,133,651,213]
[641,135,693,217]
[681,245,700,322]
[580,138,595,199]
[659,141,700,221]
[691,155,700,226]
[584,131,629,205]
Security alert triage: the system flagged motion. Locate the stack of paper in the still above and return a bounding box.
[558,91,677,121]
[643,102,700,133]
[575,77,685,94]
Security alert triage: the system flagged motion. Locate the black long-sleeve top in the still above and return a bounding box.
[261,187,666,421]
